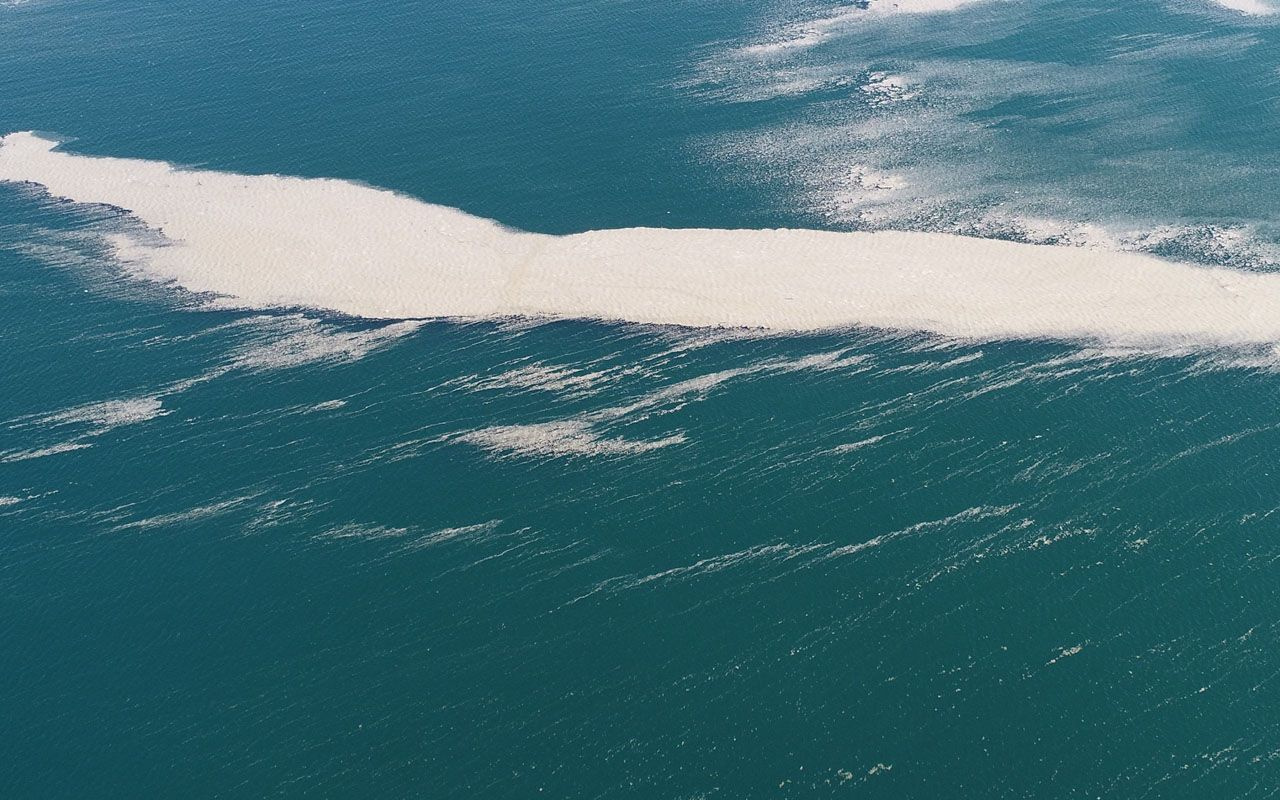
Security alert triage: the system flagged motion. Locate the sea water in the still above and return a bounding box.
[4,1,1280,797]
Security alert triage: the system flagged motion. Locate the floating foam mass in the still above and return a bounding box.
[6,131,1280,350]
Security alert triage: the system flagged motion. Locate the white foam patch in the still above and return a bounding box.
[456,420,687,459]
[696,40,1280,274]
[43,396,168,430]
[827,433,892,454]
[0,496,24,507]
[861,72,921,105]
[827,504,1019,558]
[1211,0,1278,15]
[318,522,413,540]
[450,361,635,398]
[0,441,93,463]
[12,133,1280,350]
[310,519,502,552]
[1047,643,1086,665]
[831,164,911,220]
[870,0,992,11]
[228,315,424,371]
[399,520,502,552]
[306,399,348,412]
[884,351,984,373]
[739,0,996,56]
[2,395,169,462]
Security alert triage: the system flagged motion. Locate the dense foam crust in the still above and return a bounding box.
[5,131,1280,349]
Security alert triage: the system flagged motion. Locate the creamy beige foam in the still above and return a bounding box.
[6,130,1280,349]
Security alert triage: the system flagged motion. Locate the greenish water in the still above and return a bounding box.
[4,1,1280,797]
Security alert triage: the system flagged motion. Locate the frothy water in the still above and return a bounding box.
[7,131,1280,351]
[1212,0,1279,14]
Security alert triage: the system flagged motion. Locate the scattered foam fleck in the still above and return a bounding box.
[1047,643,1086,665]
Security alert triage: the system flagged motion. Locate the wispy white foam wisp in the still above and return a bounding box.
[9,132,1280,350]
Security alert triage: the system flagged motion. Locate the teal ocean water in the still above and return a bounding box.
[4,1,1280,797]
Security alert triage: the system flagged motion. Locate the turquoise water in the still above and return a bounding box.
[4,1,1280,797]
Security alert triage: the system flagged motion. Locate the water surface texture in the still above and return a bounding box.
[4,1,1280,798]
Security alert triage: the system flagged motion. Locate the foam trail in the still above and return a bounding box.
[7,132,1280,350]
